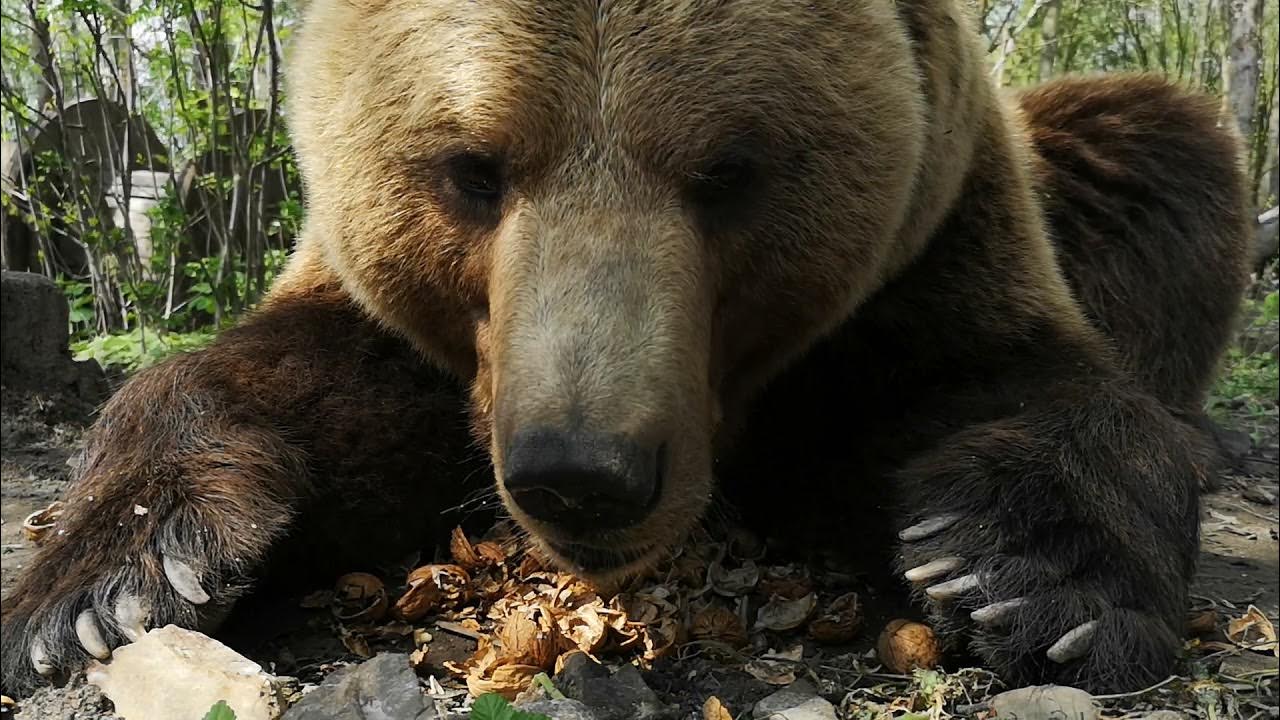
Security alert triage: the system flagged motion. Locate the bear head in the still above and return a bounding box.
[287,0,978,578]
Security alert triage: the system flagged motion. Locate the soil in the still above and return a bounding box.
[1,388,1277,719]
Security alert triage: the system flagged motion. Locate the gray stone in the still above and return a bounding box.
[515,699,601,720]
[282,653,435,720]
[0,271,105,400]
[988,685,1097,720]
[752,680,836,720]
[13,673,118,720]
[552,654,677,720]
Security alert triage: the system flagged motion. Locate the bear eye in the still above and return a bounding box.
[688,156,757,207]
[446,153,504,202]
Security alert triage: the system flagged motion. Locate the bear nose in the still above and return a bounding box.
[503,428,663,535]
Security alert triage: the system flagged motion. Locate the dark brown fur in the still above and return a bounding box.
[1019,76,1251,412]
[0,2,1250,697]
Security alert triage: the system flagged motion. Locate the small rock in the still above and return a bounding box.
[516,699,600,720]
[751,680,836,720]
[988,685,1097,720]
[14,673,115,720]
[552,653,677,720]
[1213,426,1253,461]
[87,625,285,720]
[282,653,434,720]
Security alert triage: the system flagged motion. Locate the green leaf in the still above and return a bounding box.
[201,700,236,720]
[469,693,551,720]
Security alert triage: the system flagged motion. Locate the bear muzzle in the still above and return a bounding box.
[502,427,667,537]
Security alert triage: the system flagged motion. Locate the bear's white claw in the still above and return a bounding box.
[115,594,151,642]
[75,609,112,660]
[163,554,211,605]
[898,514,961,542]
[1046,619,1098,663]
[925,572,980,600]
[970,597,1025,626]
[904,556,965,582]
[30,637,54,676]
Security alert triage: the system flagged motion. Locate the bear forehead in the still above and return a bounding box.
[305,0,916,175]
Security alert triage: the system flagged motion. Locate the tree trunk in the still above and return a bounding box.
[1223,0,1264,143]
[1268,81,1278,206]
[1038,0,1060,81]
[28,7,56,113]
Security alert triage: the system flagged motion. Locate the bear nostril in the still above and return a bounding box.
[503,427,663,535]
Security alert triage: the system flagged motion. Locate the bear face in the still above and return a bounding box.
[287,0,934,575]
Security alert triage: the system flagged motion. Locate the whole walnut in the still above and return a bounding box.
[876,619,941,673]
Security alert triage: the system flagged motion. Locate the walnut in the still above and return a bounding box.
[876,619,941,673]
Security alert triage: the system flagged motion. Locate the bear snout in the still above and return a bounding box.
[502,427,666,537]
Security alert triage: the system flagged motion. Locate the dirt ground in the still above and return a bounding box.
[1,387,1277,719]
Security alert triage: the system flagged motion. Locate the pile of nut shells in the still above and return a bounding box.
[325,525,940,699]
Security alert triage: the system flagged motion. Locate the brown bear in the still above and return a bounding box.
[0,0,1251,696]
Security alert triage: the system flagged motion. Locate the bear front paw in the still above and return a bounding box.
[1,431,300,696]
[25,554,217,667]
[0,504,254,696]
[897,511,1185,692]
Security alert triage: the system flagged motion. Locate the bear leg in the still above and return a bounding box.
[0,282,478,696]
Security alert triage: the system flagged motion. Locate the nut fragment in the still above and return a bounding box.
[22,501,65,544]
[450,527,482,568]
[672,553,708,586]
[755,592,817,632]
[449,529,508,571]
[465,662,541,700]
[496,605,560,668]
[690,604,748,647]
[393,564,471,621]
[475,541,507,565]
[409,645,430,673]
[743,644,803,685]
[515,551,547,579]
[876,619,941,673]
[808,592,863,644]
[708,560,760,597]
[759,566,813,600]
[703,696,733,720]
[1226,605,1278,655]
[333,572,388,623]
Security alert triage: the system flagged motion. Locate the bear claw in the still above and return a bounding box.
[115,595,151,642]
[75,610,111,660]
[1046,619,1098,663]
[904,556,965,582]
[30,638,54,676]
[162,555,211,605]
[925,572,980,600]
[969,597,1025,626]
[898,514,961,542]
